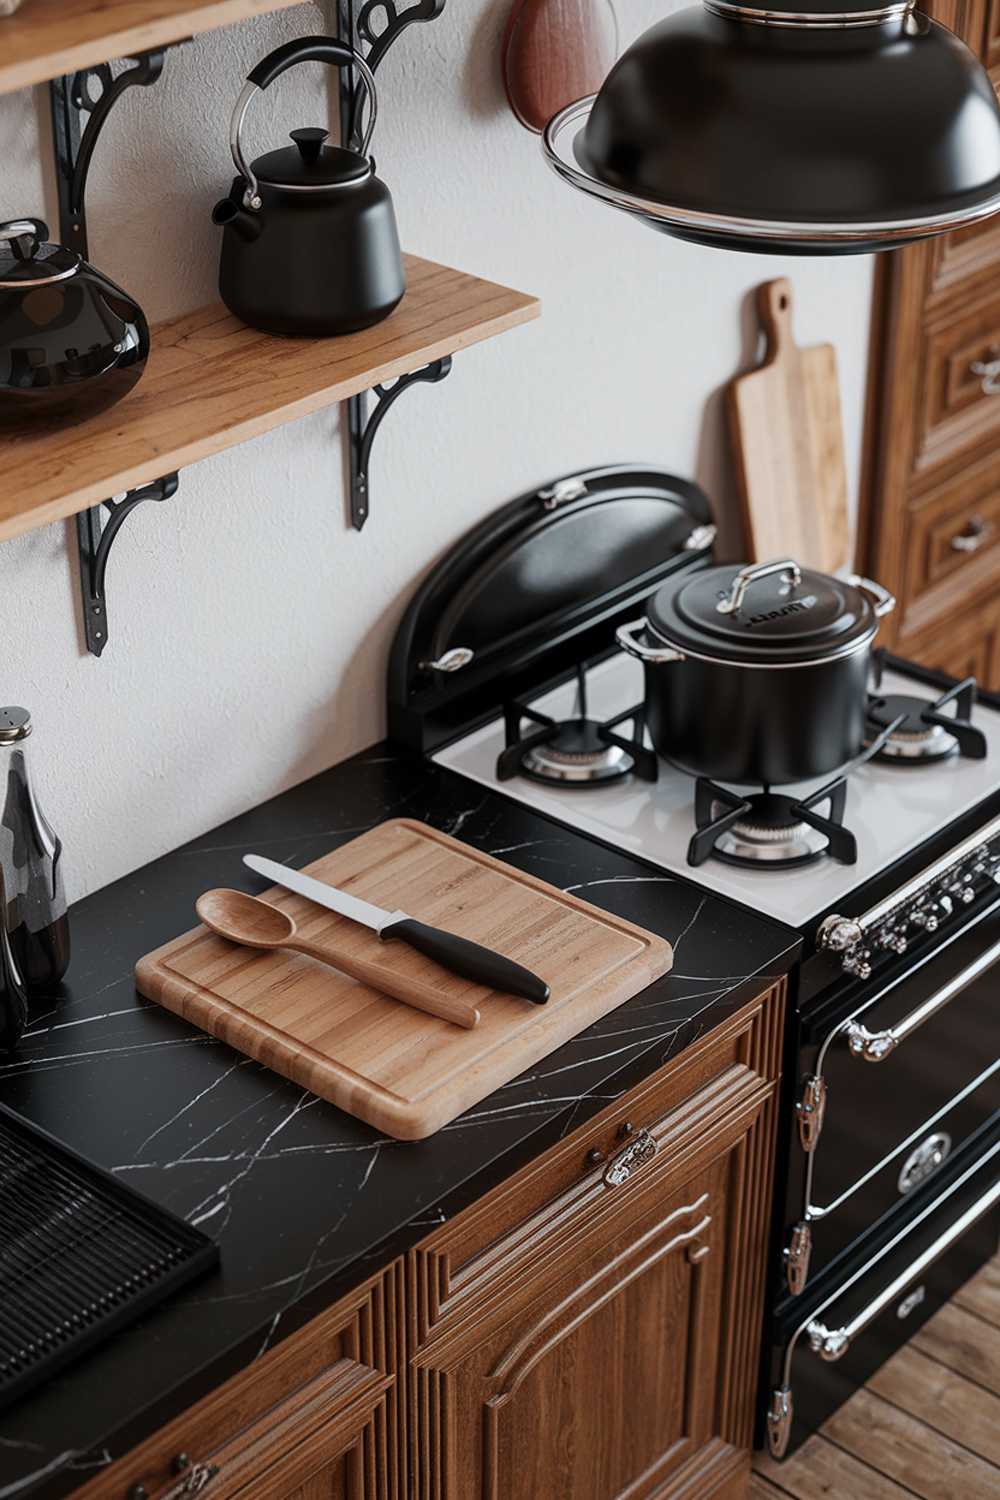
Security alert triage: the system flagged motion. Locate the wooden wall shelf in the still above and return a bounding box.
[0,0,305,94]
[0,256,539,545]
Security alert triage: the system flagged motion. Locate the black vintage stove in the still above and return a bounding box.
[387,464,1000,1462]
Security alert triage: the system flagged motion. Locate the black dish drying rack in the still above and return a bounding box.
[0,1103,218,1412]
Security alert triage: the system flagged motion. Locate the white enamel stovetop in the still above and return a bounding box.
[434,654,1000,928]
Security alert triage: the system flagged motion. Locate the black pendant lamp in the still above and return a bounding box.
[542,0,1000,253]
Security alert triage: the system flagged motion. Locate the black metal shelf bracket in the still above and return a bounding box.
[337,0,448,528]
[77,476,179,656]
[49,50,178,655]
[348,357,453,529]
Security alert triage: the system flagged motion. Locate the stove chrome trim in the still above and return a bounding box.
[819,809,1000,966]
[768,1136,1000,1456]
[805,1173,1000,1361]
[845,937,1000,1059]
[806,1059,999,1222]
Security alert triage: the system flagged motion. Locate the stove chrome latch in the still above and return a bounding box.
[783,1221,813,1296]
[767,1386,794,1458]
[602,1128,657,1187]
[795,1075,827,1152]
[846,1021,897,1062]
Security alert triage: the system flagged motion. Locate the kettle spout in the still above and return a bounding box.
[212,198,262,243]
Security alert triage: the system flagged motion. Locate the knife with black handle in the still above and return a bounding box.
[243,855,550,1004]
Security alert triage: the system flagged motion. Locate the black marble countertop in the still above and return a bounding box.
[0,745,799,1499]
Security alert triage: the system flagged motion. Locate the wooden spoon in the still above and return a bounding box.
[196,889,481,1030]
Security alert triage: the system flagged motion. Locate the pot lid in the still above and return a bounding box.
[0,221,79,287]
[647,560,878,664]
[541,4,1000,255]
[253,129,371,189]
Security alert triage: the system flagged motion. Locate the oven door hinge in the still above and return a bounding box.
[767,1385,794,1458]
[783,1221,813,1296]
[795,1074,827,1152]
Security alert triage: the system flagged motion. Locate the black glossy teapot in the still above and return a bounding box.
[212,37,406,337]
[0,219,149,429]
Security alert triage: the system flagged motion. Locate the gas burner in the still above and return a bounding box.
[713,793,831,867]
[686,721,908,870]
[866,676,987,764]
[521,719,634,784]
[497,662,658,789]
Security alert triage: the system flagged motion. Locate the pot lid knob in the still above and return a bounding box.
[290,127,329,164]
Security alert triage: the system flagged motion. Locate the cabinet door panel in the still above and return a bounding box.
[410,987,786,1500]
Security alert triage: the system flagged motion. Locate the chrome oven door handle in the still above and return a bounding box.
[805,1175,1000,1362]
[843,934,1000,1062]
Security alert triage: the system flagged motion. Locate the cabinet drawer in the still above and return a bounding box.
[75,1264,404,1500]
[927,217,1000,305]
[899,592,1000,690]
[899,455,1000,635]
[915,289,1000,484]
[410,984,783,1332]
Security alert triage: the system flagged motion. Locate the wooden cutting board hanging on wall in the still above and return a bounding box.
[727,278,851,574]
[502,0,619,133]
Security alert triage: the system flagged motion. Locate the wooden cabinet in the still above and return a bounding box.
[70,982,784,1500]
[859,0,1000,688]
[73,1265,406,1500]
[408,986,784,1500]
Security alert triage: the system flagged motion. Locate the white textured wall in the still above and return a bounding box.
[0,0,874,901]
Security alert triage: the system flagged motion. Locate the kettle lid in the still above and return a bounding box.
[0,220,79,288]
[252,129,372,190]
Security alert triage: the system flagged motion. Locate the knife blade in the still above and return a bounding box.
[242,854,550,1004]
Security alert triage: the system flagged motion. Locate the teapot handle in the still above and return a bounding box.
[231,36,378,211]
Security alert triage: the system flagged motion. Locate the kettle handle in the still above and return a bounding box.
[231,37,378,212]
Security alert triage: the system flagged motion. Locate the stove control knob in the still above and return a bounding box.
[845,948,872,979]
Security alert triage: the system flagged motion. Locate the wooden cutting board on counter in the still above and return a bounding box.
[136,819,673,1140]
[727,277,850,574]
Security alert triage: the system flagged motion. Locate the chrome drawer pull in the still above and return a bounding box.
[161,1463,220,1499]
[602,1128,657,1187]
[843,934,1000,1062]
[951,516,995,553]
[805,1175,1000,1363]
[971,351,1000,394]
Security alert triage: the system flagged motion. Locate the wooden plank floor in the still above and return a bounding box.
[752,1253,1000,1499]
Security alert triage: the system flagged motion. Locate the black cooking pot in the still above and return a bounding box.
[213,36,405,337]
[617,558,896,785]
[0,219,148,429]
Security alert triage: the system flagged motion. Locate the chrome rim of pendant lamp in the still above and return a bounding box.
[543,98,1000,249]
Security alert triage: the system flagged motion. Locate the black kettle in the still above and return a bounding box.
[0,218,149,429]
[212,37,406,337]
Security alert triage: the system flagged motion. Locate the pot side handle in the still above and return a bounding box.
[846,574,896,619]
[615,619,685,663]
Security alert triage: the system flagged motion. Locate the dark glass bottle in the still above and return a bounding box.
[0,866,28,1050]
[0,708,70,993]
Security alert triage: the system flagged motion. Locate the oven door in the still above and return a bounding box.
[766,1133,1000,1459]
[796,898,1000,1287]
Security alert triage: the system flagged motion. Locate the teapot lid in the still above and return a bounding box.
[253,129,372,190]
[0,221,79,288]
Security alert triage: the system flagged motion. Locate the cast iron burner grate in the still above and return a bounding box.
[687,715,905,870]
[497,662,658,787]
[866,673,987,763]
[0,1104,218,1412]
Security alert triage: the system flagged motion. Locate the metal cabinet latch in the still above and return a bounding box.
[603,1128,657,1187]
[795,1075,827,1152]
[161,1462,220,1499]
[767,1386,794,1459]
[784,1222,813,1296]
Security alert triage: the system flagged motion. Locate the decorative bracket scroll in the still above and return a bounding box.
[337,0,449,526]
[348,358,452,529]
[77,476,179,656]
[49,50,177,655]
